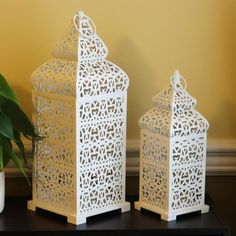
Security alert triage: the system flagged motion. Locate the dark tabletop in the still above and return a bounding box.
[0,195,230,236]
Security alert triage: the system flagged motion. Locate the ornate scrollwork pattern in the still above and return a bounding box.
[141,162,168,210]
[140,131,168,210]
[79,163,123,213]
[33,95,76,214]
[171,165,203,211]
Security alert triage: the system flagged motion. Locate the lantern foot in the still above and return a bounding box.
[121,202,131,213]
[67,215,86,225]
[161,213,176,221]
[27,200,36,211]
[134,201,141,211]
[67,202,130,225]
[201,204,209,214]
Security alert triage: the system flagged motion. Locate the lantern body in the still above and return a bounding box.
[135,71,209,221]
[27,12,130,225]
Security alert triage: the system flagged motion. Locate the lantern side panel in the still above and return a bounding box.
[77,60,129,98]
[52,22,108,61]
[75,18,130,217]
[32,93,76,215]
[139,129,168,211]
[139,107,172,137]
[52,25,79,61]
[152,87,197,112]
[78,95,125,165]
[77,93,126,214]
[170,134,206,212]
[78,37,108,61]
[78,163,123,213]
[32,58,77,97]
[171,110,209,138]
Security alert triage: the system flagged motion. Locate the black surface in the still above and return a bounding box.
[0,195,230,236]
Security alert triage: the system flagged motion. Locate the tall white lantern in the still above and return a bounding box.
[135,71,209,221]
[27,11,130,225]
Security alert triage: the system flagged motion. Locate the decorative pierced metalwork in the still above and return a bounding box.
[135,70,209,221]
[28,11,130,225]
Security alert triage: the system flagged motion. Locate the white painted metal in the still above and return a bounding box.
[28,11,130,225]
[135,70,209,221]
[0,171,4,214]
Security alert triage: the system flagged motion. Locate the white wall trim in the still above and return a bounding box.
[5,139,236,177]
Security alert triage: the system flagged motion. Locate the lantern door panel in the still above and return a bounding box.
[31,92,76,216]
[139,130,169,212]
[170,135,207,212]
[77,93,127,215]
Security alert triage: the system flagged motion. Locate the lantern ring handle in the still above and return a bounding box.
[73,11,97,39]
[170,74,187,91]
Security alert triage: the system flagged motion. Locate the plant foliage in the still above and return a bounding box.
[0,74,38,180]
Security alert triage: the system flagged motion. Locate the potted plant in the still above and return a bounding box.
[0,73,38,213]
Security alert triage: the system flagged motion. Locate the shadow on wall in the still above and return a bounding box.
[11,84,33,120]
[210,100,236,139]
[109,38,159,139]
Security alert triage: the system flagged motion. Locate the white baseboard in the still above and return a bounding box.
[5,139,236,177]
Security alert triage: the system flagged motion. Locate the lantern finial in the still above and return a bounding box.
[78,11,85,19]
[73,11,97,38]
[170,70,187,91]
[173,69,180,82]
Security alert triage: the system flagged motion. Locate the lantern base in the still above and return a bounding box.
[27,200,130,225]
[69,201,131,225]
[134,201,209,221]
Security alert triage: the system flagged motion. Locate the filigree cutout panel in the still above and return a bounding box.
[77,61,128,98]
[172,136,205,167]
[170,135,206,212]
[140,130,168,210]
[32,59,77,97]
[79,163,123,213]
[74,13,128,215]
[171,165,204,211]
[77,93,126,213]
[33,94,76,214]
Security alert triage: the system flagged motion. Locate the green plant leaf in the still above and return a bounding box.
[0,141,3,171]
[0,74,19,105]
[1,99,37,137]
[2,136,29,183]
[3,154,10,168]
[0,74,38,181]
[13,130,27,165]
[0,113,15,140]
[0,135,10,168]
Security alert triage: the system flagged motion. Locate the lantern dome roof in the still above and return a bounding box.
[139,71,209,138]
[32,11,129,97]
[52,11,108,61]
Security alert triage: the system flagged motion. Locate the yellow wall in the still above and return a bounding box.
[1,0,236,139]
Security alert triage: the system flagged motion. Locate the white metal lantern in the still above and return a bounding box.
[27,11,130,225]
[135,70,209,221]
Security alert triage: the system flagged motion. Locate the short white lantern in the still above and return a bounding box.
[135,70,209,221]
[28,11,130,225]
